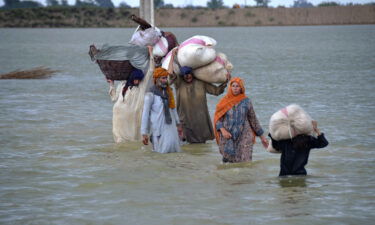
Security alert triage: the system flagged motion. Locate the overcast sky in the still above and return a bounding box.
[0,0,373,7]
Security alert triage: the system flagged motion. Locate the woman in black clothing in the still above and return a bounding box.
[269,121,329,176]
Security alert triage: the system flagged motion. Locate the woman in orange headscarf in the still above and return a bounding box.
[214,77,268,163]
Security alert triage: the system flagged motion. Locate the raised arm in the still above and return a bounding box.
[108,80,123,102]
[168,48,181,87]
[310,121,329,149]
[247,99,264,136]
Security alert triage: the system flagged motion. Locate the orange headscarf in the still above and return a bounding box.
[213,77,254,144]
[153,67,175,109]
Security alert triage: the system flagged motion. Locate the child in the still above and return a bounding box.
[269,121,329,176]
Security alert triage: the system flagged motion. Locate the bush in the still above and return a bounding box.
[245,11,255,17]
[318,2,340,7]
[180,12,187,19]
[228,9,235,15]
[218,20,226,26]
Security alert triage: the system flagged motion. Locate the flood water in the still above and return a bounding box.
[0,25,375,224]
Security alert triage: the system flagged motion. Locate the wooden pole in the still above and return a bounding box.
[140,0,155,26]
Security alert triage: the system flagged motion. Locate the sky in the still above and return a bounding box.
[0,0,373,7]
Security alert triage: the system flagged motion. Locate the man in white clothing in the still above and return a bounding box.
[141,67,182,153]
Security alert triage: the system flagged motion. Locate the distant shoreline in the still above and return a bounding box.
[0,5,374,28]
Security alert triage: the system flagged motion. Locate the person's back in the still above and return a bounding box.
[269,121,329,176]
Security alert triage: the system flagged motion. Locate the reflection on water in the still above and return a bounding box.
[278,177,310,217]
[1,25,375,224]
[278,176,307,188]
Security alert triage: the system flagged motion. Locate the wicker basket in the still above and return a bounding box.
[97,59,135,81]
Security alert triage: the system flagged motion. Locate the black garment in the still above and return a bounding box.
[269,133,329,176]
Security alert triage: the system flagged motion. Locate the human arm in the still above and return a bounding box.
[204,77,229,96]
[247,99,268,148]
[108,80,121,102]
[310,121,329,148]
[171,108,183,138]
[168,48,180,87]
[216,116,232,139]
[141,93,153,145]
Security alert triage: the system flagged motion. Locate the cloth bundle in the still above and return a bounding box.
[269,104,313,141]
[153,36,169,57]
[193,52,233,83]
[129,27,162,47]
[130,26,178,58]
[177,35,217,69]
[90,44,150,81]
[162,35,233,84]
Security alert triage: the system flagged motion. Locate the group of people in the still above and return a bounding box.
[106,46,328,177]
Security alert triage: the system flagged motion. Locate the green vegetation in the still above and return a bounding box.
[245,11,256,17]
[318,2,340,7]
[0,4,373,28]
[293,0,314,8]
[218,20,226,26]
[254,0,270,7]
[180,12,187,19]
[0,7,135,27]
[207,0,224,9]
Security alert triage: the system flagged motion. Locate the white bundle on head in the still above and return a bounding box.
[177,35,217,69]
[193,52,233,83]
[269,104,313,141]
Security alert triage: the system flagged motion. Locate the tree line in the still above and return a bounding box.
[1,0,374,10]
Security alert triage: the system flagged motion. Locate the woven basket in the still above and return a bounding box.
[97,60,134,81]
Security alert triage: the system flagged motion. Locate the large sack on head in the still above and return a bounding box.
[193,52,233,83]
[269,104,313,141]
[177,35,217,69]
[179,35,216,48]
[129,27,162,46]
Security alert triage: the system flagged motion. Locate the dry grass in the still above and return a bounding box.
[0,67,59,79]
